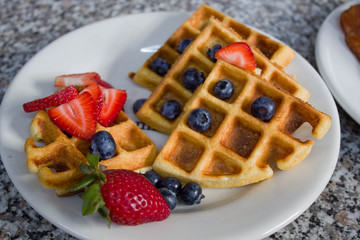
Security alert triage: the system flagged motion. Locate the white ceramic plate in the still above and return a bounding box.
[0,12,340,240]
[315,0,360,124]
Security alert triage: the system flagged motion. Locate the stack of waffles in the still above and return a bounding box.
[130,5,331,188]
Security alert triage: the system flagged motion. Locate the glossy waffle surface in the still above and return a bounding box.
[130,4,296,91]
[152,60,331,188]
[136,19,309,134]
[25,110,157,196]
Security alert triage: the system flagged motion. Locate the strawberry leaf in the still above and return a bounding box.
[86,153,99,169]
[81,184,105,216]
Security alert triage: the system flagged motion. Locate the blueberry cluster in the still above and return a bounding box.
[144,170,205,210]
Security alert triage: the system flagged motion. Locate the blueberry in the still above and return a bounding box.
[251,96,276,122]
[158,188,178,210]
[161,100,181,120]
[133,98,147,114]
[213,79,234,100]
[181,68,205,91]
[177,38,193,54]
[89,131,116,160]
[207,44,222,62]
[157,177,182,195]
[144,170,162,187]
[187,108,212,132]
[179,182,205,205]
[150,57,171,76]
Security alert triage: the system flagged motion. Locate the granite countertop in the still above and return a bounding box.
[1,0,359,239]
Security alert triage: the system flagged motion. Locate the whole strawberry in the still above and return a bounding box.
[70,154,170,226]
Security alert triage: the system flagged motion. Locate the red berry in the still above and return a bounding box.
[101,170,170,226]
[48,92,97,140]
[215,42,256,71]
[97,87,127,127]
[54,72,113,88]
[22,85,79,112]
[80,84,103,117]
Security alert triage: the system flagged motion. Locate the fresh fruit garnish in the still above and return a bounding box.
[251,96,276,122]
[177,38,193,54]
[187,108,212,132]
[149,57,171,76]
[213,79,234,100]
[215,42,256,71]
[179,182,205,205]
[80,84,103,116]
[48,92,97,140]
[89,131,116,160]
[133,98,147,114]
[55,72,113,88]
[70,154,171,226]
[207,44,222,62]
[23,85,79,113]
[157,177,182,195]
[143,170,162,187]
[161,100,181,120]
[158,188,178,210]
[97,87,127,127]
[181,68,205,91]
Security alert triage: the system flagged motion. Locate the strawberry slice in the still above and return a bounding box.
[215,42,256,71]
[55,72,113,88]
[80,84,103,117]
[23,85,79,113]
[48,92,97,140]
[98,87,127,127]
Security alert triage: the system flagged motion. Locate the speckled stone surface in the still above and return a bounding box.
[0,0,359,239]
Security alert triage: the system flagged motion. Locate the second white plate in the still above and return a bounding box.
[316,0,360,124]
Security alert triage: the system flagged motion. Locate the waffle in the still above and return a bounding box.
[340,4,360,60]
[130,5,296,91]
[136,18,310,134]
[152,60,331,188]
[25,110,157,196]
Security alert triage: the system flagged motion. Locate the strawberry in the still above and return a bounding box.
[48,92,97,140]
[214,42,256,71]
[80,84,103,117]
[55,72,113,88]
[70,154,171,226]
[23,85,79,112]
[97,87,127,127]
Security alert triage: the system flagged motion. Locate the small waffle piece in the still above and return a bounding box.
[130,5,296,90]
[152,60,331,188]
[136,18,309,134]
[340,4,360,60]
[25,110,157,196]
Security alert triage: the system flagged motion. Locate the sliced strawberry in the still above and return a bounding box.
[23,85,79,113]
[54,72,113,88]
[48,92,97,140]
[97,87,127,127]
[215,42,256,71]
[80,84,103,117]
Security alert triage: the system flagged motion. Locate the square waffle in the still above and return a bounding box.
[25,110,157,196]
[152,60,332,188]
[136,18,310,135]
[130,4,296,91]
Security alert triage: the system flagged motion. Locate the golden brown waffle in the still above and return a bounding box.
[152,60,332,188]
[130,4,296,90]
[136,18,309,134]
[25,110,157,196]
